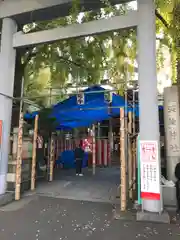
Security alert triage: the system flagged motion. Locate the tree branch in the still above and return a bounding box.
[155,9,169,28]
[58,56,85,68]
[23,51,37,68]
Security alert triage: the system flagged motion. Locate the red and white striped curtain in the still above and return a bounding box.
[96,139,111,167]
[55,138,111,167]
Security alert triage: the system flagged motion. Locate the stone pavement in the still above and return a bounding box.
[32,167,120,204]
[0,195,180,240]
[0,167,180,239]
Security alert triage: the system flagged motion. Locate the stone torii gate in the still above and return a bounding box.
[0,0,161,216]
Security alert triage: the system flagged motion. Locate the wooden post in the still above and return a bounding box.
[120,108,126,211]
[49,134,55,182]
[55,137,59,168]
[56,138,59,161]
[31,114,39,191]
[108,118,113,167]
[92,124,96,175]
[128,111,133,199]
[133,139,137,191]
[15,112,24,201]
[46,139,51,181]
[132,91,136,194]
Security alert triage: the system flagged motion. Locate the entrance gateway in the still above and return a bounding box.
[0,0,160,214]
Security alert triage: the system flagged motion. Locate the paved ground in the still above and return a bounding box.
[33,167,120,204]
[0,167,180,239]
[0,195,180,240]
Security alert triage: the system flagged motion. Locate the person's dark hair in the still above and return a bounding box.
[175,162,180,180]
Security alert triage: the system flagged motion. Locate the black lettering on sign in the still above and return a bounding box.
[168,117,176,125]
[168,127,177,140]
[168,105,176,113]
[169,144,179,152]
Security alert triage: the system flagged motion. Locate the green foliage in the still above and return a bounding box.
[22,2,137,106]
[156,0,180,83]
[23,0,180,106]
[29,108,57,138]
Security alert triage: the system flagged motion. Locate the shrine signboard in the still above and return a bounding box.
[166,101,180,156]
[140,140,160,200]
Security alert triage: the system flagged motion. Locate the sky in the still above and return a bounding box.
[129,1,137,10]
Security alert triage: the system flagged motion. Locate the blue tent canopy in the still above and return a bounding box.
[51,87,132,128]
[53,85,105,112]
[24,85,163,129]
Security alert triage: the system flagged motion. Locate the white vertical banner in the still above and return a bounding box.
[140,140,160,200]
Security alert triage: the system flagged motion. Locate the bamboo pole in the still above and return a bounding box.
[108,118,113,167]
[132,90,136,194]
[15,112,24,201]
[120,108,126,211]
[31,114,39,191]
[46,140,50,181]
[124,87,128,202]
[128,111,133,199]
[49,134,55,182]
[56,138,59,161]
[92,124,96,175]
[55,137,59,168]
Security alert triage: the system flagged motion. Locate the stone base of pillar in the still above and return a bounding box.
[0,192,14,207]
[136,210,170,223]
[0,174,7,195]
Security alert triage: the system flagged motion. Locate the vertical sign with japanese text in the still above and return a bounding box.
[166,101,180,156]
[164,86,180,181]
[140,141,160,200]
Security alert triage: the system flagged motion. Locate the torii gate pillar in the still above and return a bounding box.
[0,18,17,195]
[137,0,162,214]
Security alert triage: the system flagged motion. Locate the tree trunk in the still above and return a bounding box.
[11,50,24,129]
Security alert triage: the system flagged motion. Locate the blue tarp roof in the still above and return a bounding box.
[24,85,161,129]
[53,85,105,111]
